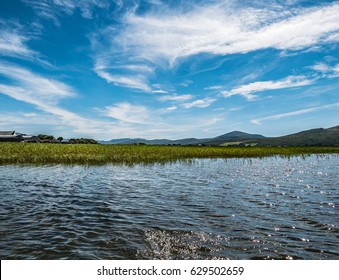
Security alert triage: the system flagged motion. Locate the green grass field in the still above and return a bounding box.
[0,143,338,165]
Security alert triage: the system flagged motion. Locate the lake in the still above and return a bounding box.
[0,155,338,259]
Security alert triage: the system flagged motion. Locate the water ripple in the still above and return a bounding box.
[0,155,338,259]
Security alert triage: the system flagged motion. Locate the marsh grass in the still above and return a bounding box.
[0,143,338,165]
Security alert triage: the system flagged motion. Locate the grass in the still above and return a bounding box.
[0,143,338,165]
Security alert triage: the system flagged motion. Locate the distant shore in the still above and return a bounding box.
[0,143,338,165]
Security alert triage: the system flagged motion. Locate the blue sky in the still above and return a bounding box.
[0,0,339,140]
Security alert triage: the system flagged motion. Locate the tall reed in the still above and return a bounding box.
[0,143,338,165]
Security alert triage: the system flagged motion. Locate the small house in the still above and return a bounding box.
[0,131,23,142]
[22,135,40,143]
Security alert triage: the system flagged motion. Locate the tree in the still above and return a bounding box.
[68,138,98,144]
[38,134,55,140]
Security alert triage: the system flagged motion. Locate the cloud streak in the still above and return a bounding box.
[0,62,109,136]
[0,19,39,61]
[23,0,111,25]
[0,62,76,103]
[309,62,339,78]
[115,2,339,65]
[91,1,339,92]
[100,103,151,124]
[182,97,216,109]
[251,102,339,125]
[221,76,314,100]
[159,94,193,102]
[94,60,152,92]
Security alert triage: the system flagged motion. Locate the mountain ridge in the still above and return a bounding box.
[99,125,339,146]
[99,130,265,145]
[250,125,339,147]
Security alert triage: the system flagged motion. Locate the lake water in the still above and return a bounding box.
[0,155,338,260]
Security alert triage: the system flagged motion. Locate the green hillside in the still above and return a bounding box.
[248,125,339,146]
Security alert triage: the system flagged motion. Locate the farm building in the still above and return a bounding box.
[0,131,23,142]
[0,131,40,142]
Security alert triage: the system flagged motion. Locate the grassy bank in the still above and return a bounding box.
[0,143,338,165]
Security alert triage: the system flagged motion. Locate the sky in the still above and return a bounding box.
[0,0,339,140]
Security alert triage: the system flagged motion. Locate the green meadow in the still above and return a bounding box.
[0,143,338,165]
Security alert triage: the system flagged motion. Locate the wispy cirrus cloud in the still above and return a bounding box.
[94,60,152,92]
[0,19,38,60]
[0,20,54,66]
[182,97,216,109]
[205,86,223,90]
[251,102,339,125]
[22,0,111,25]
[0,62,109,136]
[115,1,339,65]
[99,102,151,124]
[91,1,339,92]
[158,94,193,102]
[221,75,314,100]
[158,94,216,111]
[95,70,151,92]
[0,62,75,102]
[0,30,34,58]
[309,62,339,78]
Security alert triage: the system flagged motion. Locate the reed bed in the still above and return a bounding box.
[0,143,338,165]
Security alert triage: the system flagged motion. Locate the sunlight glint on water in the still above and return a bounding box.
[0,155,338,259]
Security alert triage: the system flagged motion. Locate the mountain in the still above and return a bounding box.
[249,125,339,146]
[99,125,339,146]
[204,131,265,146]
[99,138,173,145]
[101,138,141,144]
[99,131,265,145]
[215,131,266,140]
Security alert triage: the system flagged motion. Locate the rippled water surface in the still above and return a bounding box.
[0,155,338,259]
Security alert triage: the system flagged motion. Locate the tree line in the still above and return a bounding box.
[38,134,97,144]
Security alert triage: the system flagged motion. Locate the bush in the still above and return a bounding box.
[38,134,55,140]
[68,138,98,144]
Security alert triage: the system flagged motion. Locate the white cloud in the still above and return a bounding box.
[0,62,76,103]
[0,83,90,129]
[0,19,39,61]
[22,113,38,117]
[251,102,339,125]
[90,1,339,92]
[182,97,216,109]
[152,89,168,94]
[324,32,339,43]
[221,76,314,100]
[114,2,339,66]
[229,106,243,111]
[0,20,53,66]
[100,103,151,124]
[310,62,339,78]
[159,94,193,102]
[334,64,339,76]
[23,0,110,24]
[94,60,152,92]
[205,86,222,90]
[166,106,177,111]
[0,30,33,58]
[117,64,154,73]
[309,62,332,73]
[0,62,112,137]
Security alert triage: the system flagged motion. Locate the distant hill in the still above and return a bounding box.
[99,125,339,146]
[203,131,265,146]
[248,125,339,146]
[99,138,173,145]
[99,131,265,145]
[215,131,265,139]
